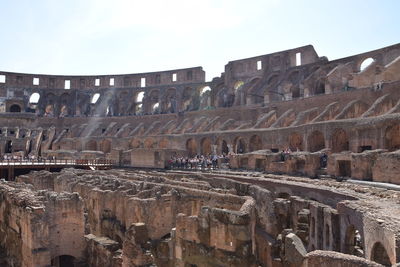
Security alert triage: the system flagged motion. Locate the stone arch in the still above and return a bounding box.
[358,57,375,72]
[249,135,262,152]
[308,131,325,152]
[200,137,212,155]
[186,138,197,157]
[245,78,263,105]
[117,91,129,115]
[289,132,303,151]
[331,128,349,153]
[370,242,391,266]
[159,138,169,149]
[314,78,326,95]
[216,88,234,108]
[145,89,160,114]
[129,139,141,149]
[144,138,156,149]
[99,139,111,153]
[216,138,229,155]
[85,140,97,151]
[9,104,21,112]
[234,137,246,154]
[163,88,177,113]
[344,225,364,257]
[199,86,212,110]
[29,92,41,104]
[60,93,71,117]
[181,87,198,111]
[384,124,400,151]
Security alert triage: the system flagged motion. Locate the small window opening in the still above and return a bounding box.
[64,80,70,89]
[257,60,262,70]
[172,73,177,82]
[0,75,5,83]
[95,78,100,86]
[296,52,301,66]
[360,58,374,72]
[33,77,39,86]
[109,78,114,86]
[102,128,106,133]
[141,77,146,87]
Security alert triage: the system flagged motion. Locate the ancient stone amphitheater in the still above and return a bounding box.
[0,44,399,266]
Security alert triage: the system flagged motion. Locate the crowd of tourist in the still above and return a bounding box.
[168,154,229,170]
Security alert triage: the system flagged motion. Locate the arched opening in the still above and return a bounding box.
[384,124,400,151]
[199,86,212,110]
[44,104,54,117]
[325,224,330,248]
[100,139,111,153]
[136,92,145,102]
[85,140,97,151]
[51,255,76,267]
[233,81,244,91]
[371,242,391,266]
[91,93,100,104]
[9,104,21,112]
[289,132,303,151]
[217,139,229,155]
[359,57,375,72]
[234,137,246,154]
[249,135,262,152]
[182,87,198,111]
[247,78,263,105]
[315,79,325,95]
[331,128,349,153]
[144,138,155,149]
[29,92,40,104]
[186,139,197,157]
[152,102,160,114]
[5,140,12,153]
[159,138,169,149]
[308,131,325,152]
[345,225,364,257]
[135,104,143,115]
[129,139,141,149]
[164,88,177,113]
[201,138,212,155]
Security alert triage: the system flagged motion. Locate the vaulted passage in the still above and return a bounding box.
[289,132,303,151]
[371,242,391,266]
[308,131,325,152]
[249,135,262,152]
[186,139,197,157]
[385,124,400,151]
[201,138,212,155]
[331,128,349,153]
[51,255,76,267]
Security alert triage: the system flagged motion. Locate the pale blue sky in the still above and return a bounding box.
[0,0,399,81]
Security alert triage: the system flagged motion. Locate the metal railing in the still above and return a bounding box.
[0,158,114,167]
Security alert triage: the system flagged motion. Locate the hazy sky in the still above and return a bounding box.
[0,0,399,81]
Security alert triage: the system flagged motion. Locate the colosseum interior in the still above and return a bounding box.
[0,43,399,266]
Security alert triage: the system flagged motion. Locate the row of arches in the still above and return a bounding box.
[184,124,399,156]
[22,85,212,117]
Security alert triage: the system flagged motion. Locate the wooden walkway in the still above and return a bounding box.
[0,159,114,180]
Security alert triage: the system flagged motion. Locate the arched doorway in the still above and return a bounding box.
[308,131,325,152]
[289,132,303,151]
[371,242,391,266]
[201,138,212,155]
[51,255,76,267]
[85,140,97,151]
[9,104,21,112]
[186,139,197,157]
[234,137,246,154]
[384,124,400,151]
[249,135,262,152]
[100,139,111,153]
[331,128,349,153]
[344,225,364,257]
[5,140,12,153]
